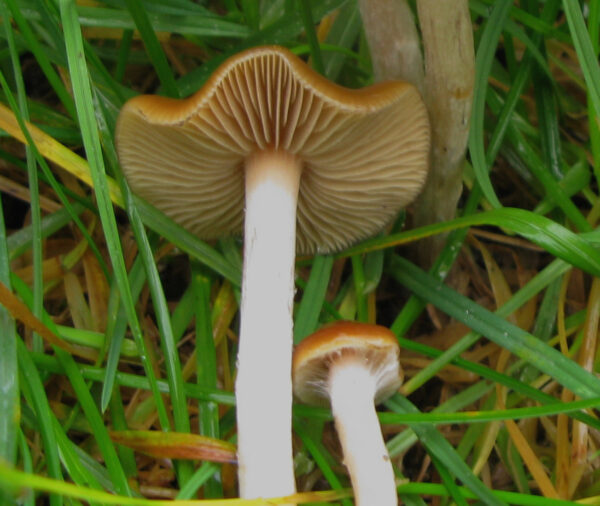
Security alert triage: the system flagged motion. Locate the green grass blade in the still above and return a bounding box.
[123,0,179,97]
[0,202,17,501]
[193,268,222,497]
[429,453,469,506]
[526,2,563,181]
[488,90,592,232]
[293,418,353,506]
[76,5,249,38]
[401,255,570,394]
[31,353,236,406]
[387,395,507,506]
[351,254,368,323]
[2,1,44,353]
[344,207,600,277]
[297,0,324,74]
[241,0,259,31]
[135,196,241,285]
[16,339,63,506]
[563,1,600,124]
[16,430,34,506]
[380,395,600,425]
[175,462,220,500]
[321,0,361,81]
[4,0,76,119]
[100,257,145,411]
[0,76,110,277]
[294,255,334,343]
[390,256,600,399]
[124,188,190,438]
[468,0,512,208]
[390,187,482,339]
[54,348,131,497]
[107,388,137,478]
[0,2,20,473]
[586,0,600,187]
[58,0,170,429]
[7,203,86,260]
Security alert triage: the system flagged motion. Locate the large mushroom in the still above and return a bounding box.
[116,45,429,501]
[293,321,404,505]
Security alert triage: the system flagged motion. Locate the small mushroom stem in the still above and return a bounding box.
[236,150,302,501]
[328,359,397,506]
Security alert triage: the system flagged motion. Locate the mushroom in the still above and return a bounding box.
[293,321,403,505]
[116,46,429,501]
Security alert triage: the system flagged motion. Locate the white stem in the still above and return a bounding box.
[236,150,302,501]
[329,360,398,506]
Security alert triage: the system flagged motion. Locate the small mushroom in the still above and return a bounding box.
[116,46,429,501]
[293,321,403,506]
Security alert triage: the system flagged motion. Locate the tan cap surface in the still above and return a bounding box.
[292,321,403,406]
[116,45,430,254]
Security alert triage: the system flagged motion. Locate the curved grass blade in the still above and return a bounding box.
[59,0,170,429]
[2,2,45,355]
[109,430,236,463]
[342,207,600,277]
[76,5,250,38]
[387,395,507,506]
[293,419,353,506]
[0,199,17,468]
[468,0,512,208]
[297,0,324,74]
[390,256,600,399]
[0,82,110,278]
[54,348,131,497]
[396,481,579,505]
[123,0,179,97]
[100,257,145,412]
[563,1,600,124]
[379,396,600,425]
[0,461,351,505]
[192,268,223,496]
[4,0,76,119]
[31,353,236,406]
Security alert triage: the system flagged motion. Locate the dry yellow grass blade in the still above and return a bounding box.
[469,237,512,476]
[495,353,560,499]
[63,271,94,330]
[0,459,352,505]
[0,281,96,360]
[401,357,477,383]
[503,415,560,499]
[214,281,237,392]
[556,270,572,498]
[82,251,110,332]
[0,102,123,207]
[316,10,336,42]
[568,277,600,496]
[0,174,61,212]
[470,235,535,328]
[14,256,64,286]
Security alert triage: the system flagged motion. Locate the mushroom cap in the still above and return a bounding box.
[292,321,403,407]
[116,45,430,255]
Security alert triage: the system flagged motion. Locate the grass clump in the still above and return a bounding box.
[0,1,600,505]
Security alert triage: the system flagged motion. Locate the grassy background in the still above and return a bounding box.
[0,0,600,504]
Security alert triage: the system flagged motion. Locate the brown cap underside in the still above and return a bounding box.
[116,45,430,254]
